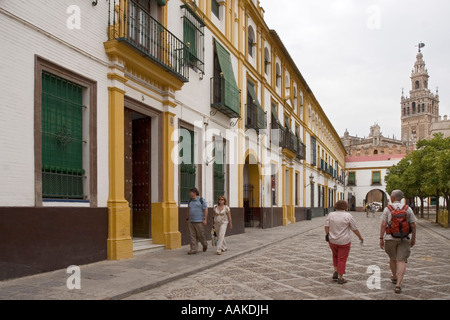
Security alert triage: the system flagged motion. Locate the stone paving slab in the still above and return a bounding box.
[124,213,450,301]
[0,216,326,300]
[0,212,449,300]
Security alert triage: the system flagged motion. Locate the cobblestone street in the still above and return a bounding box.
[125,213,450,300]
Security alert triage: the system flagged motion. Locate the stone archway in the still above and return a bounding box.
[243,151,261,227]
[365,189,389,211]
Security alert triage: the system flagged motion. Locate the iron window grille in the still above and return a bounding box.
[179,128,196,204]
[41,71,86,199]
[181,4,205,72]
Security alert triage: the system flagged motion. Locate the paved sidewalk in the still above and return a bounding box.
[415,218,450,240]
[0,214,448,300]
[0,216,327,300]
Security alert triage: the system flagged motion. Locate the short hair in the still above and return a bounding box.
[334,200,349,211]
[189,188,200,196]
[391,190,404,201]
[217,196,227,205]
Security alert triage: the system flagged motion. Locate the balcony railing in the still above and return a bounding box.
[211,76,241,119]
[107,0,189,82]
[246,101,267,133]
[271,124,306,160]
[280,127,306,160]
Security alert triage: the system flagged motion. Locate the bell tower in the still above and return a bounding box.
[401,43,439,147]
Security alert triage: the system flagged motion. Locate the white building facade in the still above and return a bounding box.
[344,154,406,211]
[0,0,346,280]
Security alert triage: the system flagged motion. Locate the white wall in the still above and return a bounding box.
[0,1,111,206]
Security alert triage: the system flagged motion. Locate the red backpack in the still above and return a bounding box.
[386,205,412,240]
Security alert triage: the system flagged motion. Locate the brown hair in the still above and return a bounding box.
[334,200,349,211]
[218,196,227,205]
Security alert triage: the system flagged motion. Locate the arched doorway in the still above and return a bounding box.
[365,189,388,211]
[243,152,260,227]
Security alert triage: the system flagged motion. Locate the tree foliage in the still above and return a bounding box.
[385,134,450,215]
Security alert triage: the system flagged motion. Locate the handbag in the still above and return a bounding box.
[211,228,218,247]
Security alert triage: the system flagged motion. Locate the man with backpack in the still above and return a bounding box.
[379,190,417,294]
[187,188,209,255]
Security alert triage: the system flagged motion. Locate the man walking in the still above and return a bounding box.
[379,190,417,294]
[187,188,209,255]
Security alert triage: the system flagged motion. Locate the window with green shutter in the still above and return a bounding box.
[372,171,381,185]
[182,5,205,72]
[246,81,267,132]
[213,139,226,203]
[310,136,317,167]
[41,71,85,199]
[211,40,240,118]
[180,128,196,203]
[211,0,220,19]
[348,172,356,186]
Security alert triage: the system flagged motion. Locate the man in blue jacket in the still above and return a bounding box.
[187,188,209,255]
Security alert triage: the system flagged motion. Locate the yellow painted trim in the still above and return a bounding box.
[244,149,260,208]
[104,40,185,92]
[108,73,128,83]
[288,168,295,223]
[107,86,133,260]
[282,148,296,160]
[152,112,181,249]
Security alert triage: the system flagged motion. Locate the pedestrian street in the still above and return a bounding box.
[126,213,450,300]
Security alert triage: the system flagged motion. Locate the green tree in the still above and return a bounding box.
[386,134,450,221]
[417,134,450,216]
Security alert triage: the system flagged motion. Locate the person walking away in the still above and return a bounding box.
[365,202,371,218]
[187,188,209,255]
[380,190,417,294]
[213,196,233,255]
[371,203,377,217]
[325,200,364,284]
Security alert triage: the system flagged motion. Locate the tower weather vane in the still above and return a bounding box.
[416,42,426,52]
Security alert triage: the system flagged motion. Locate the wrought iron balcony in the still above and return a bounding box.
[107,0,189,82]
[211,76,241,119]
[279,127,306,160]
[246,100,267,133]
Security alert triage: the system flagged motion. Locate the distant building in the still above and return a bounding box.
[401,50,448,145]
[430,115,450,138]
[342,123,412,157]
[341,47,449,210]
[345,154,406,212]
[341,124,409,211]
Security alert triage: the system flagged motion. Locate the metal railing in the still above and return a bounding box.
[211,76,241,118]
[246,101,267,133]
[107,0,189,82]
[279,127,306,160]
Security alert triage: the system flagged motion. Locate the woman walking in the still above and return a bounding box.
[325,200,364,284]
[213,196,233,255]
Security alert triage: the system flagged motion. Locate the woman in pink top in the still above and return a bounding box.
[325,201,364,284]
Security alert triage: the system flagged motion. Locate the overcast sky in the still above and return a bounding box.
[259,0,450,139]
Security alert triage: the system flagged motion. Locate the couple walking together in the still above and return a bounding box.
[187,188,233,256]
[325,190,417,294]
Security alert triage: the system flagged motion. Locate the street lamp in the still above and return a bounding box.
[305,174,315,188]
